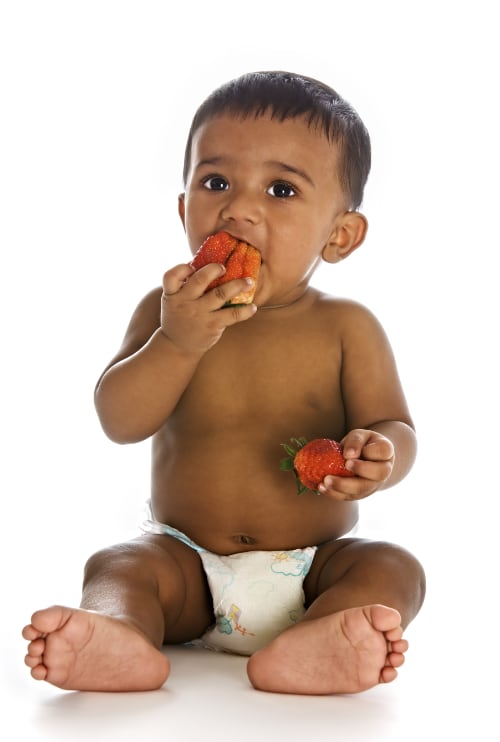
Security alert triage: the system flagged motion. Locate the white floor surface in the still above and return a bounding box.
[3,632,496,742]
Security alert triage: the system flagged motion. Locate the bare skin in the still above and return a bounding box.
[23,604,406,694]
[247,606,408,695]
[23,607,170,692]
[23,111,425,694]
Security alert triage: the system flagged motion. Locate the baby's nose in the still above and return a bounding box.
[220,189,261,224]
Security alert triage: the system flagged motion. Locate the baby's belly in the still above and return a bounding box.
[150,425,358,554]
[151,451,358,554]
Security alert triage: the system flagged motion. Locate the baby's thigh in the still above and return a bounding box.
[84,534,214,642]
[303,537,418,604]
[149,534,216,639]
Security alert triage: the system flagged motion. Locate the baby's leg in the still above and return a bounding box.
[22,535,213,691]
[247,538,425,695]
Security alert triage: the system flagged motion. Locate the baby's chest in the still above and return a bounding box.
[181,333,344,423]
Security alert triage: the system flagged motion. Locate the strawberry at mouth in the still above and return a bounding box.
[190,231,261,305]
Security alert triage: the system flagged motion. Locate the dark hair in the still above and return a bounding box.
[182,71,371,209]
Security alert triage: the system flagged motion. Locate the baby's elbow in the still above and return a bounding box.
[94,394,148,445]
[100,421,145,445]
[95,413,140,445]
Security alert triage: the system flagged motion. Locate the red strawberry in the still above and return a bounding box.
[280,437,354,494]
[190,231,261,305]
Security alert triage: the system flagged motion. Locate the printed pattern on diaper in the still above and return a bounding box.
[271,549,315,577]
[199,546,317,655]
[216,604,256,638]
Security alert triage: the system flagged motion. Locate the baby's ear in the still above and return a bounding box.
[178,193,186,228]
[322,211,368,264]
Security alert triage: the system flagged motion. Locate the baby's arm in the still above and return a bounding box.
[318,300,416,501]
[94,261,255,443]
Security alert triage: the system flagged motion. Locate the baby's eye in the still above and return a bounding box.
[267,182,296,198]
[202,176,229,191]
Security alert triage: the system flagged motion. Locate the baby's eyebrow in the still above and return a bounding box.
[195,156,226,170]
[265,161,315,187]
[193,156,315,188]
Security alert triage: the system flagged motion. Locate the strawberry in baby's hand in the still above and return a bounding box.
[190,231,261,305]
[280,437,354,494]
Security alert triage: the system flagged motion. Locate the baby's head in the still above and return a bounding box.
[182,71,371,210]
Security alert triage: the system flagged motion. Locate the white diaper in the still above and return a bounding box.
[196,546,316,655]
[141,502,316,655]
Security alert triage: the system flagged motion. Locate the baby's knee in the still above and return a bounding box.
[374,542,426,611]
[83,545,120,583]
[82,541,152,584]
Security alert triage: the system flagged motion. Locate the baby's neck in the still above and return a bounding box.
[258,287,315,312]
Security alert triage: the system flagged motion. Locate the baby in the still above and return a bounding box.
[23,70,425,695]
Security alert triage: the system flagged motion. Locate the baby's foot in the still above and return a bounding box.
[22,605,170,692]
[246,604,408,695]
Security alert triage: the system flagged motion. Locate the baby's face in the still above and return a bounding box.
[179,112,350,308]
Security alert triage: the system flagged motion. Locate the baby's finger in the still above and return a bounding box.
[205,277,255,310]
[344,458,393,483]
[162,264,195,296]
[361,438,394,462]
[179,263,228,300]
[341,430,369,459]
[216,300,257,327]
[318,474,375,501]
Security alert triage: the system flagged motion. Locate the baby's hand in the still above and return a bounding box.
[160,262,256,354]
[317,429,395,501]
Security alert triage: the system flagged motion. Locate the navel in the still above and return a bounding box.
[232,534,257,546]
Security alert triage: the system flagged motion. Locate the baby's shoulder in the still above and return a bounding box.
[122,286,163,342]
[313,291,380,324]
[312,292,392,353]
[131,286,163,320]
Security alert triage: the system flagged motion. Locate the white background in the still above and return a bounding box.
[1,1,498,739]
